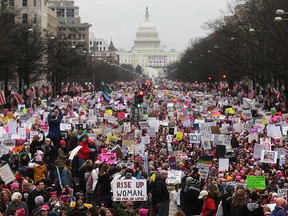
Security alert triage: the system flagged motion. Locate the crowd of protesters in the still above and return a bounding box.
[0,79,286,216]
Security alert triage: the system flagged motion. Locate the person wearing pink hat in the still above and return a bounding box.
[55,140,69,175]
[40,204,50,216]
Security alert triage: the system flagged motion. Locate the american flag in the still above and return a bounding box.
[0,91,6,106]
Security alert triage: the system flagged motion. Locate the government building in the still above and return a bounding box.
[118,7,180,77]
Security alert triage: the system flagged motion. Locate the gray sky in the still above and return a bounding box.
[75,0,230,52]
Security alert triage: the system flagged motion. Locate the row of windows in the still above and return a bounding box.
[22,0,37,7]
[59,28,86,32]
[22,14,37,24]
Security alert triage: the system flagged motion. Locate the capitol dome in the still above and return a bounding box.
[132,7,162,52]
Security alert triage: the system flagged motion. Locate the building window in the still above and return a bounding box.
[33,14,37,23]
[22,14,28,23]
[9,0,14,6]
[33,0,36,7]
[22,0,27,6]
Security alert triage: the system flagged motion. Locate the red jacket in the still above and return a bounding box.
[202,197,216,216]
[78,141,90,159]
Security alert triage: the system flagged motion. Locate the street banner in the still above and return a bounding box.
[112,179,147,201]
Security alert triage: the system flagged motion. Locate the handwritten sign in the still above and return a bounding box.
[246,176,266,189]
[112,179,147,201]
[0,164,16,185]
[166,170,182,185]
[100,152,117,164]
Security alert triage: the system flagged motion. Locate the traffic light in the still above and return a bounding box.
[135,90,144,108]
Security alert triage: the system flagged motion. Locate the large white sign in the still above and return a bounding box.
[0,164,16,185]
[112,179,147,201]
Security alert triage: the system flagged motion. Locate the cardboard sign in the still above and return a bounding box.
[0,164,16,185]
[198,163,209,179]
[100,152,117,164]
[277,188,288,199]
[112,179,147,201]
[166,170,183,185]
[188,133,200,144]
[219,159,229,172]
[253,144,265,159]
[246,176,266,189]
[261,150,278,164]
[168,157,177,170]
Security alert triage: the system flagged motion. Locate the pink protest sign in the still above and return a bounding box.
[100,152,117,164]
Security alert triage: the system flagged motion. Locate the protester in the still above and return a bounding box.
[0,80,287,216]
[198,190,216,216]
[26,180,49,215]
[230,189,247,216]
[5,192,29,216]
[271,198,287,216]
[180,177,202,216]
[47,106,63,150]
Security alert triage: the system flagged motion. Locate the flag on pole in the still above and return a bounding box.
[100,81,113,94]
[102,91,111,102]
[0,91,6,106]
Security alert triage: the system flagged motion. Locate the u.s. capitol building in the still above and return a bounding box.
[118,7,180,77]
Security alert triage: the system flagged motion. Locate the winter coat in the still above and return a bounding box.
[169,189,178,216]
[222,194,233,216]
[180,186,203,216]
[56,148,68,168]
[271,206,286,216]
[33,163,47,182]
[26,189,49,215]
[78,141,90,159]
[202,197,216,216]
[230,204,247,216]
[47,111,63,139]
[62,167,73,187]
[246,203,264,216]
[5,201,29,216]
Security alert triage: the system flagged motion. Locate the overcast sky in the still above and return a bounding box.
[74,0,231,52]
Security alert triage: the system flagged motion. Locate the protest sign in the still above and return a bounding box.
[0,164,16,185]
[219,159,229,172]
[198,163,209,179]
[166,170,183,185]
[253,144,265,159]
[69,146,82,160]
[274,148,286,159]
[277,188,288,199]
[260,137,271,151]
[188,133,200,144]
[261,150,278,164]
[112,179,147,201]
[198,156,213,164]
[246,176,266,189]
[100,152,117,164]
[168,157,177,170]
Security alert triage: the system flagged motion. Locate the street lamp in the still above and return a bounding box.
[276,9,288,16]
[274,17,288,22]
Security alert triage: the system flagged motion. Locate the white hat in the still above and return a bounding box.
[198,190,208,199]
[272,192,278,198]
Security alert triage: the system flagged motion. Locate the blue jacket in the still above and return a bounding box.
[47,110,63,139]
[272,206,286,216]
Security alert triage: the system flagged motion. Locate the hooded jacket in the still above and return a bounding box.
[246,203,264,216]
